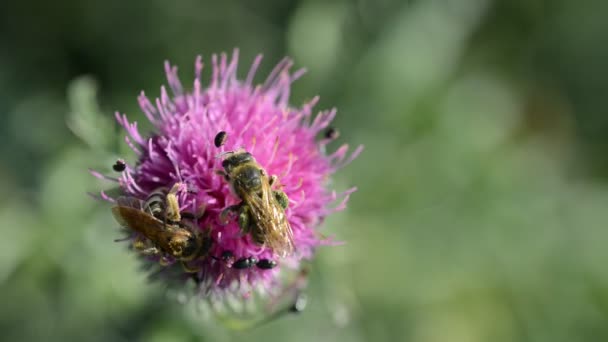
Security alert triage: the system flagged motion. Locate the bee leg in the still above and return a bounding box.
[133,236,150,252]
[220,204,241,224]
[134,237,159,256]
[273,190,289,209]
[238,204,252,235]
[166,186,182,223]
[268,174,278,187]
[215,170,230,182]
[141,247,160,256]
[180,212,196,220]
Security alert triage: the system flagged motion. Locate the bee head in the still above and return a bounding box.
[235,165,263,192]
[169,230,200,260]
[222,152,253,173]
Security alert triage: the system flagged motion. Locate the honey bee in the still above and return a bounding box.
[111,186,211,271]
[218,150,295,257]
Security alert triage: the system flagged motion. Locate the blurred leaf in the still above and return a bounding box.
[66,76,114,150]
[0,201,38,284]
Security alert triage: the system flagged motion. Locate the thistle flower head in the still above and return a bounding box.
[93,50,361,299]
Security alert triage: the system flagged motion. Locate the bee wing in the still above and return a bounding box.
[111,205,166,235]
[116,196,144,210]
[111,206,130,227]
[244,178,295,257]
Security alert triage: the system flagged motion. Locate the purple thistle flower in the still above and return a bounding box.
[93,50,361,299]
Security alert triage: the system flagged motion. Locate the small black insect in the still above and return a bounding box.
[232,256,258,269]
[218,251,277,270]
[214,131,227,148]
[324,127,339,140]
[221,250,234,262]
[256,259,277,270]
[112,159,126,172]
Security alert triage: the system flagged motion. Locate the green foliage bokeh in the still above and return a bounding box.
[1,0,608,341]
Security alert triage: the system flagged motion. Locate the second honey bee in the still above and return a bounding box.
[112,185,212,271]
[218,149,295,257]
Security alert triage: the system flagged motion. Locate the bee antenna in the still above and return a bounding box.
[216,150,234,159]
[114,236,132,242]
[215,147,249,160]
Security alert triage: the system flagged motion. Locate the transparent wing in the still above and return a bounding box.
[115,196,144,210]
[243,178,295,257]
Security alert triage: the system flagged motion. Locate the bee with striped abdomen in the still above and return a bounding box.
[112,185,211,271]
[218,150,294,258]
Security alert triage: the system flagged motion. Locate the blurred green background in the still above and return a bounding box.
[1,0,608,341]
